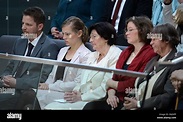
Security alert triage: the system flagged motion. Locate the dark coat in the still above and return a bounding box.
[50,0,110,32]
[107,0,153,46]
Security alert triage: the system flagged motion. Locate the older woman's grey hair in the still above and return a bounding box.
[151,23,180,49]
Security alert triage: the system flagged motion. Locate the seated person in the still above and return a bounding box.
[83,16,156,110]
[44,22,122,110]
[37,16,91,109]
[0,6,59,110]
[123,23,182,110]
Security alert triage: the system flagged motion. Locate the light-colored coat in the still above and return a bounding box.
[36,44,91,109]
[44,45,122,110]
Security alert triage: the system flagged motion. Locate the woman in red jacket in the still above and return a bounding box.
[83,16,157,110]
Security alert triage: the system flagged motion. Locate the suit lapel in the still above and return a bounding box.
[63,44,87,79]
[31,34,46,57]
[84,46,113,83]
[60,47,71,80]
[136,56,159,87]
[19,39,28,55]
[137,49,177,88]
[70,44,84,63]
[80,52,98,85]
[19,34,46,76]
[52,47,69,80]
[156,49,177,73]
[13,39,28,76]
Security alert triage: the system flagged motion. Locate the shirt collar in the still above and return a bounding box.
[28,32,43,46]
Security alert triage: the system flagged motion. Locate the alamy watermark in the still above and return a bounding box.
[7,112,22,120]
[0,87,15,95]
[147,32,162,40]
[125,87,138,94]
[21,33,37,39]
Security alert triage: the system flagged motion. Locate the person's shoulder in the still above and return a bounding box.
[59,46,69,52]
[111,45,122,52]
[16,36,26,42]
[13,37,27,47]
[44,36,56,43]
[176,51,183,57]
[143,45,154,52]
[142,45,157,57]
[80,43,92,53]
[43,36,60,47]
[105,45,122,60]
[40,36,60,52]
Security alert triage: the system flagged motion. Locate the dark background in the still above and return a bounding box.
[0,0,60,36]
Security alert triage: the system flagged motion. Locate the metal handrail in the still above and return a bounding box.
[0,53,148,78]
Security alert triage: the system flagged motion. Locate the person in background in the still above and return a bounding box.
[107,0,153,46]
[151,0,178,26]
[44,22,122,110]
[170,69,183,109]
[49,0,110,39]
[163,0,183,52]
[83,16,156,110]
[123,23,182,110]
[0,6,59,110]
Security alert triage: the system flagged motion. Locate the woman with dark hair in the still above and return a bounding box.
[44,22,122,110]
[123,23,183,110]
[83,16,156,110]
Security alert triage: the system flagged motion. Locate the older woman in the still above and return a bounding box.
[124,23,182,110]
[44,22,122,110]
[83,16,156,110]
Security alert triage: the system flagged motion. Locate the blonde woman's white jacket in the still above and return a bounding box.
[46,43,91,91]
[44,45,122,110]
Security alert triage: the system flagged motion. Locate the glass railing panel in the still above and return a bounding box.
[0,53,147,110]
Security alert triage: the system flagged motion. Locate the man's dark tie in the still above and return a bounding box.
[15,43,34,78]
[26,43,34,57]
[111,0,122,26]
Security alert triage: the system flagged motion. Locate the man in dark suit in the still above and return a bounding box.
[49,0,110,39]
[0,6,59,109]
[108,0,153,46]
